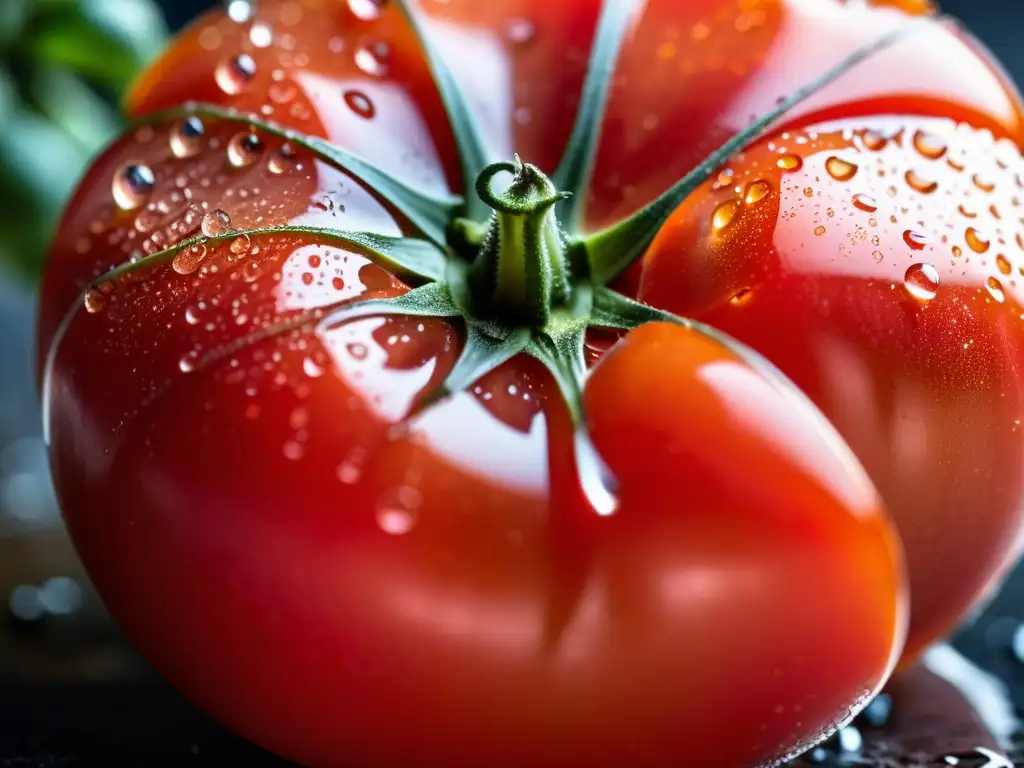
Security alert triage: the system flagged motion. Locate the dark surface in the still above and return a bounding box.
[5,0,1024,766]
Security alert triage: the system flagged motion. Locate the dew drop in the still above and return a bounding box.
[905,169,938,194]
[959,203,978,219]
[344,90,375,119]
[952,245,963,258]
[347,342,369,360]
[852,193,877,213]
[986,276,1006,303]
[185,306,201,325]
[861,130,887,151]
[729,287,754,306]
[332,275,345,291]
[83,289,106,314]
[814,225,826,236]
[268,143,297,174]
[744,180,772,206]
[230,234,251,255]
[170,117,205,158]
[965,226,991,254]
[375,486,421,535]
[215,53,257,95]
[872,249,884,263]
[112,163,155,210]
[303,356,325,378]
[227,132,264,167]
[179,351,199,373]
[249,21,274,48]
[173,243,208,274]
[226,0,254,23]
[903,262,939,301]
[348,0,386,21]
[353,41,390,77]
[777,154,803,172]
[711,199,741,231]
[825,156,858,182]
[973,173,996,193]
[202,209,232,237]
[903,230,927,250]
[505,18,536,45]
[912,130,947,159]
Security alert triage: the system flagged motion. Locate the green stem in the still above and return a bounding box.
[469,156,571,327]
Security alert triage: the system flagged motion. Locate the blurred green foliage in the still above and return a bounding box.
[0,0,168,282]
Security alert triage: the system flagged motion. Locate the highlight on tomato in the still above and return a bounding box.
[36,0,1024,765]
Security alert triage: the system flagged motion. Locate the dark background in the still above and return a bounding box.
[3,0,1024,766]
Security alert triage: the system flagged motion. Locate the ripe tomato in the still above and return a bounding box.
[36,0,1020,765]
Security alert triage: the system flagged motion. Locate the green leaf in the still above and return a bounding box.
[136,104,462,247]
[26,67,121,154]
[318,281,460,330]
[393,0,493,221]
[584,24,916,285]
[589,285,687,330]
[552,0,640,230]
[94,226,450,286]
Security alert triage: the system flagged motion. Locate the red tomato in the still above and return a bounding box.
[37,0,1021,765]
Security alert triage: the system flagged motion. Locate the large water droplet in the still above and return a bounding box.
[905,169,938,194]
[84,289,106,314]
[348,0,386,21]
[711,199,741,231]
[825,156,858,182]
[986,276,1006,303]
[354,41,390,77]
[112,163,155,210]
[903,230,927,250]
[170,117,205,158]
[344,90,376,119]
[904,263,939,301]
[965,226,991,254]
[215,53,257,95]
[744,180,771,206]
[227,131,265,167]
[852,193,877,213]
[996,254,1013,275]
[375,486,421,535]
[776,154,802,172]
[912,129,947,159]
[173,243,208,274]
[202,209,232,237]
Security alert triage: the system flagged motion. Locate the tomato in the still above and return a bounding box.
[37,0,1022,765]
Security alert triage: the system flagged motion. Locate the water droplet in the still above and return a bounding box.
[965,226,991,254]
[179,351,199,373]
[354,41,390,77]
[185,306,201,324]
[112,163,155,210]
[903,230,927,250]
[84,289,106,314]
[226,0,254,23]
[202,209,232,237]
[905,169,938,194]
[711,199,741,231]
[712,169,734,190]
[268,143,297,174]
[375,486,421,535]
[230,234,251,254]
[215,53,257,95]
[973,173,996,193]
[825,156,858,182]
[344,90,375,119]
[997,254,1013,275]
[912,130,947,159]
[814,225,826,236]
[346,342,368,360]
[303,356,325,378]
[170,117,205,158]
[851,193,877,213]
[872,249,884,263]
[505,18,536,45]
[227,132,264,167]
[904,262,939,301]
[173,243,208,274]
[249,21,274,47]
[348,0,386,21]
[777,154,803,172]
[744,180,771,206]
[861,130,888,151]
[959,203,978,219]
[729,287,753,306]
[986,276,1006,303]
[952,245,963,257]
[574,429,619,518]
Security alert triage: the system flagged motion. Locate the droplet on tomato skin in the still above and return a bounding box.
[904,262,939,301]
[249,21,274,48]
[912,129,948,159]
[179,350,199,373]
[227,132,264,168]
[959,203,978,219]
[303,356,325,378]
[814,225,826,236]
[169,117,205,158]
[505,18,536,46]
[201,209,232,237]
[348,0,386,21]
[861,130,888,151]
[375,486,422,535]
[226,0,254,23]
[997,254,1013,275]
[986,276,1007,303]
[711,199,742,231]
[903,230,927,250]
[852,193,878,213]
[744,180,772,206]
[905,169,938,194]
[112,163,155,210]
[172,244,208,275]
[972,173,996,192]
[353,41,390,77]
[346,342,369,360]
[777,154,803,172]
[83,289,106,314]
[215,53,257,95]
[344,90,375,119]
[729,287,754,306]
[825,156,858,182]
[229,234,251,255]
[267,143,297,175]
[965,227,991,254]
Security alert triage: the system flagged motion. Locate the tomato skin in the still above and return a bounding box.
[638,117,1024,662]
